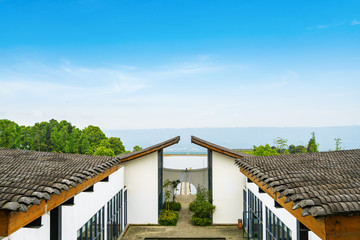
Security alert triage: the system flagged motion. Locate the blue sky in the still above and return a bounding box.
[0,0,359,129]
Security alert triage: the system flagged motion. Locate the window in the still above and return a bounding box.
[107,189,123,240]
[266,207,292,240]
[77,206,105,240]
[124,189,127,227]
[243,190,263,239]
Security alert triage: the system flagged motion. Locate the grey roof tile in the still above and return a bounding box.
[235,149,360,218]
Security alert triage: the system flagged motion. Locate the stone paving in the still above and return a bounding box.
[121,195,245,240]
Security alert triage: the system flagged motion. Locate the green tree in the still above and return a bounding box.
[82,125,107,153]
[93,146,115,156]
[253,144,279,156]
[0,119,21,148]
[288,144,307,154]
[78,133,92,154]
[19,125,32,150]
[307,132,319,153]
[273,137,288,154]
[132,145,142,152]
[163,179,172,210]
[108,137,126,155]
[334,138,342,151]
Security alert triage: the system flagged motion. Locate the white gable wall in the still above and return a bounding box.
[212,151,246,224]
[123,152,159,224]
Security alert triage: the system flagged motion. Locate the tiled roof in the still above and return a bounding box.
[0,148,117,212]
[235,149,360,218]
[0,136,180,213]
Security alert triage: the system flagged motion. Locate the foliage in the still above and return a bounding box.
[0,119,21,149]
[163,179,172,210]
[162,201,181,211]
[191,216,212,226]
[334,138,342,151]
[273,137,288,154]
[0,119,127,156]
[189,186,215,226]
[108,137,126,155]
[190,201,215,218]
[158,210,178,226]
[253,144,279,156]
[132,145,142,152]
[288,144,307,154]
[307,132,319,153]
[93,146,115,156]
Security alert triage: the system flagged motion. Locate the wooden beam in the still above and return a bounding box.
[191,138,243,159]
[0,164,119,237]
[120,138,180,163]
[325,215,360,240]
[240,167,327,240]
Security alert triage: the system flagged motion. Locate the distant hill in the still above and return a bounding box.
[104,126,360,153]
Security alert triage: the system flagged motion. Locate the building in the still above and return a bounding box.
[236,149,360,240]
[0,136,179,240]
[1,135,359,240]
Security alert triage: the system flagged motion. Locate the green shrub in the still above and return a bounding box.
[163,201,181,211]
[158,210,178,226]
[189,186,216,226]
[191,216,212,226]
[192,201,215,218]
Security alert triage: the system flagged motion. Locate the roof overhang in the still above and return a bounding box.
[191,136,247,159]
[118,136,180,163]
[239,166,360,240]
[0,136,180,237]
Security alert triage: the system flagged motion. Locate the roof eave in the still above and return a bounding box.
[118,136,180,163]
[191,136,246,159]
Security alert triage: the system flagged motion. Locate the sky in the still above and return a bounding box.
[0,0,359,130]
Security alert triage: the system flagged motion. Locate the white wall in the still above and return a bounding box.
[309,231,322,240]
[3,213,50,240]
[246,182,322,240]
[123,152,159,224]
[247,182,298,240]
[4,166,125,240]
[212,151,246,224]
[62,166,124,239]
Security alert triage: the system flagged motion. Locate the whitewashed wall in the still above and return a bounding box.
[3,213,50,240]
[62,166,124,239]
[212,151,246,224]
[163,167,208,193]
[309,231,322,240]
[122,152,159,224]
[247,182,322,240]
[247,182,298,240]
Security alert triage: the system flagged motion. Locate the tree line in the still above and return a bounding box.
[247,132,342,156]
[0,119,142,156]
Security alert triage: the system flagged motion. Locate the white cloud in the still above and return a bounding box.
[0,59,359,130]
[307,22,344,30]
[351,19,360,26]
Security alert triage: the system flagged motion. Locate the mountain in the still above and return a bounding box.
[104,126,360,153]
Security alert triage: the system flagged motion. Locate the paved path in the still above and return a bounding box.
[121,195,244,240]
[180,182,191,195]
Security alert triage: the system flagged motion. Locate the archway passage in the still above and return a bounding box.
[176,182,197,195]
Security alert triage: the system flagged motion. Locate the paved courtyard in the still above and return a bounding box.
[121,195,245,240]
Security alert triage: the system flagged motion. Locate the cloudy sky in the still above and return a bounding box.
[0,0,359,130]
